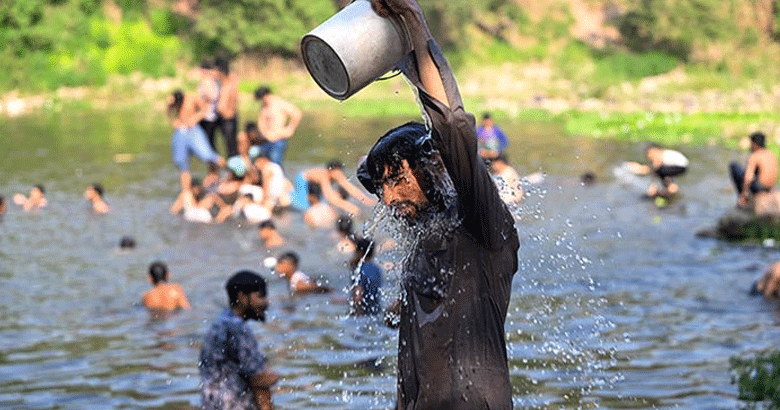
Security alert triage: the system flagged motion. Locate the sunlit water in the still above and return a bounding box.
[1,106,779,409]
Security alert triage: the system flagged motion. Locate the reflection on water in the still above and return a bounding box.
[1,107,779,409]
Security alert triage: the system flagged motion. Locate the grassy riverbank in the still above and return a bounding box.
[4,60,780,153]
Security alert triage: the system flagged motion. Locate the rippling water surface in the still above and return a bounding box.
[1,106,778,409]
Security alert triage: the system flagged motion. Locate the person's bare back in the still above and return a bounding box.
[749,148,778,190]
[142,262,191,312]
[143,283,190,311]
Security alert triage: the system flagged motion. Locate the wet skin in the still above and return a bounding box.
[380,160,429,219]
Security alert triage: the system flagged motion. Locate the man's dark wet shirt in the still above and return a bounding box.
[199,309,267,410]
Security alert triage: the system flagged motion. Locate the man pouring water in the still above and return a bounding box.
[304,0,520,407]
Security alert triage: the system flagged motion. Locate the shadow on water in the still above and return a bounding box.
[1,106,780,409]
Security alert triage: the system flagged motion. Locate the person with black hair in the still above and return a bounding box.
[730,131,778,207]
[13,184,47,211]
[167,89,224,192]
[200,270,279,410]
[350,237,383,316]
[142,261,190,311]
[84,183,110,214]
[119,236,136,250]
[352,0,520,407]
[335,214,356,254]
[255,85,302,166]
[289,160,375,216]
[476,112,509,159]
[303,182,338,229]
[215,56,240,160]
[258,220,285,248]
[274,251,331,294]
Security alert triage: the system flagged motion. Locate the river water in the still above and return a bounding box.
[1,105,778,409]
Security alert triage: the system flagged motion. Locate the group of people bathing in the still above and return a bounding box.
[165,56,528,230]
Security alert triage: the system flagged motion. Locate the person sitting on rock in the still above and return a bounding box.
[730,131,778,209]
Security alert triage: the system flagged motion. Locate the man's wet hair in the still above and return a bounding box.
[359,121,447,212]
[307,182,323,199]
[278,251,299,267]
[254,86,272,100]
[120,236,136,249]
[751,131,766,148]
[148,261,168,284]
[34,184,45,194]
[336,214,353,235]
[326,160,344,171]
[91,183,104,197]
[214,56,230,75]
[226,270,267,306]
[355,237,375,260]
[359,122,430,193]
[258,220,276,230]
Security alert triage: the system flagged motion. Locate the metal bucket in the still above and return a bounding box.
[301,0,410,101]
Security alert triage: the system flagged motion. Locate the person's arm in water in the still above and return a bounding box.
[250,368,279,410]
[351,284,366,315]
[293,277,333,294]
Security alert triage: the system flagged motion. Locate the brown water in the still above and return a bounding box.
[1,105,778,409]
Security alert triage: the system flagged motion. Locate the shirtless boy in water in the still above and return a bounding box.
[274,251,331,294]
[84,183,110,214]
[13,184,47,211]
[142,261,191,311]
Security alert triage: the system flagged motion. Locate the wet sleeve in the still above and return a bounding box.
[398,41,513,250]
[233,324,267,380]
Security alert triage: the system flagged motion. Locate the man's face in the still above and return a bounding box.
[244,291,269,322]
[380,160,429,219]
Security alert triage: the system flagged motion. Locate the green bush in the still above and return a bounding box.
[593,50,680,82]
[731,350,780,408]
